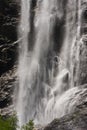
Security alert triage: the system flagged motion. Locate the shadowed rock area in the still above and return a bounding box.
[0,65,17,116]
[0,0,20,75]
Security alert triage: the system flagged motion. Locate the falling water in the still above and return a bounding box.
[16,0,81,127]
[16,0,31,126]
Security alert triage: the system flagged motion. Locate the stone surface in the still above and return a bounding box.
[71,0,87,86]
[0,65,17,116]
[71,36,87,86]
[43,86,87,130]
[44,108,87,130]
[0,0,20,75]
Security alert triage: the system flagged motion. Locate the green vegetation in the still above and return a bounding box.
[0,115,35,130]
[21,120,34,130]
[0,114,18,130]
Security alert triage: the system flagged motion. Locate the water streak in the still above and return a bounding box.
[16,0,81,126]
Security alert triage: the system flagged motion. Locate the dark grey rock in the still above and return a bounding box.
[38,84,87,130]
[0,65,17,116]
[0,0,20,75]
[43,101,87,130]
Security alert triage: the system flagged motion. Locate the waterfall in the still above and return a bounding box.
[16,0,31,126]
[16,0,81,126]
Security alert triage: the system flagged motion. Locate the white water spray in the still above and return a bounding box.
[16,0,31,126]
[16,0,81,126]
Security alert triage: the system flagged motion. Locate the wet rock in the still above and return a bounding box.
[72,36,87,86]
[43,86,87,130]
[0,0,20,75]
[43,107,87,130]
[71,1,87,86]
[0,65,17,116]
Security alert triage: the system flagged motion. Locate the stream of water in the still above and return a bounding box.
[16,0,81,127]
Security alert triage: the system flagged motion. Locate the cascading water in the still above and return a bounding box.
[16,0,31,126]
[16,0,81,127]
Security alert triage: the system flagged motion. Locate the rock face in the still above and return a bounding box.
[72,37,87,86]
[0,0,20,116]
[0,66,17,116]
[0,0,20,75]
[72,0,87,86]
[43,86,87,130]
[44,107,87,130]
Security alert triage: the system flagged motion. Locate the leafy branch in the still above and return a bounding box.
[0,114,35,130]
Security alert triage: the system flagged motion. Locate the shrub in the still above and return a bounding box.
[0,114,18,130]
[0,115,35,130]
[21,120,34,130]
